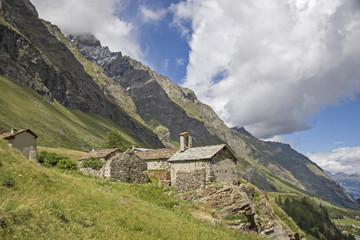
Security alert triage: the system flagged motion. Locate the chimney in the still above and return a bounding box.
[11,128,17,134]
[180,132,192,151]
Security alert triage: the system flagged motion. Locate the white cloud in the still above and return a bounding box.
[263,135,299,147]
[162,58,169,69]
[172,0,360,138]
[139,5,167,23]
[307,147,360,175]
[176,58,185,66]
[31,0,142,59]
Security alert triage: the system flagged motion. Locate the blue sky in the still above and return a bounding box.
[32,0,360,174]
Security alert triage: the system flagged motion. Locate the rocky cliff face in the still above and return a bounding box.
[0,0,163,148]
[71,34,224,148]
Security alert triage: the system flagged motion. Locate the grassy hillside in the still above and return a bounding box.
[0,140,262,239]
[37,146,86,161]
[0,76,149,151]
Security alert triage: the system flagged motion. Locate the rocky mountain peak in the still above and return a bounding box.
[232,127,255,138]
[0,0,38,18]
[69,34,120,69]
[72,33,101,47]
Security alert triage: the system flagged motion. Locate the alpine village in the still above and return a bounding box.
[0,1,360,240]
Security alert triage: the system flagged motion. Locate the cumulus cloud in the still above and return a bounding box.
[171,0,360,138]
[140,5,167,23]
[307,147,360,175]
[31,0,142,59]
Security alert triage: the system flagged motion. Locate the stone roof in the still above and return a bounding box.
[0,129,38,139]
[78,148,121,160]
[135,148,179,160]
[168,144,232,162]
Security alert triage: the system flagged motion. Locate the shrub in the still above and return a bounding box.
[81,158,103,170]
[56,159,77,170]
[39,151,63,167]
[39,151,77,170]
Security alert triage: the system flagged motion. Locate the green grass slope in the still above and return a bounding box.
[0,76,148,151]
[0,140,262,240]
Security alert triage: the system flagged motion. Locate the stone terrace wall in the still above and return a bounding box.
[173,169,206,192]
[148,171,170,181]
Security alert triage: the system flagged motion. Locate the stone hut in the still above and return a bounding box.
[80,151,148,184]
[78,148,122,167]
[0,128,38,161]
[100,152,148,183]
[168,136,238,191]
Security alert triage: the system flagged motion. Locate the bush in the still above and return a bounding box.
[81,158,103,171]
[39,151,77,170]
[39,151,63,167]
[56,159,77,170]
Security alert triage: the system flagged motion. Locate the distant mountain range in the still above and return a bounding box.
[0,0,358,209]
[325,171,360,199]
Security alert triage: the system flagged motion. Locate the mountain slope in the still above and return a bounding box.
[0,76,152,150]
[70,34,224,148]
[326,171,360,199]
[0,0,163,149]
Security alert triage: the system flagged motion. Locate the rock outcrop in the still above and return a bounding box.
[180,183,299,240]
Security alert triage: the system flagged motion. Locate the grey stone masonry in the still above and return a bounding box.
[169,144,238,191]
[80,152,148,183]
[108,152,148,183]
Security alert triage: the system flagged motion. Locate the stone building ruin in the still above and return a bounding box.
[0,128,38,162]
[79,150,148,183]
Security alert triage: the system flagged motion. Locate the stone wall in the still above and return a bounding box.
[173,169,206,192]
[146,159,171,170]
[148,170,170,181]
[80,167,101,177]
[80,152,148,183]
[210,148,237,184]
[170,160,211,186]
[109,152,148,183]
